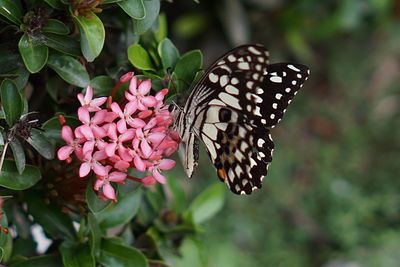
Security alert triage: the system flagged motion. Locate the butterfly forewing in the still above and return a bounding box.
[177,44,309,194]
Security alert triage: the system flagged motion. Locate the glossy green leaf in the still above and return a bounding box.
[132,0,160,35]
[173,50,203,92]
[158,38,180,70]
[95,187,142,229]
[73,12,105,62]
[26,196,76,241]
[185,183,225,224]
[26,128,55,160]
[12,66,30,90]
[118,0,145,19]
[91,76,114,97]
[0,0,22,25]
[43,19,69,35]
[18,34,48,73]
[0,79,23,126]
[43,34,80,56]
[99,238,148,267]
[128,44,155,71]
[0,160,41,190]
[60,241,95,267]
[47,53,89,87]
[10,139,25,174]
[8,254,62,267]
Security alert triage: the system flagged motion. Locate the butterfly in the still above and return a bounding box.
[172,44,310,195]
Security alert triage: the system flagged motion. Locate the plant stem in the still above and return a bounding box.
[0,142,9,173]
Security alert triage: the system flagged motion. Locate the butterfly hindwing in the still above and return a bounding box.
[198,106,274,194]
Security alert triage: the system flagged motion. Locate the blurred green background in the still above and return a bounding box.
[165,0,400,266]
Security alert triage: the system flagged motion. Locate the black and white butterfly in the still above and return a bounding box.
[172,44,310,195]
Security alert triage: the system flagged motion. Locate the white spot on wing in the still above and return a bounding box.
[218,92,242,110]
[248,46,262,55]
[270,76,282,83]
[275,93,282,100]
[220,75,228,87]
[288,64,300,72]
[209,73,218,83]
[225,85,239,95]
[238,62,250,70]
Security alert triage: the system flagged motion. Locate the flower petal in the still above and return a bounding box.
[141,176,156,186]
[103,183,116,201]
[105,142,117,157]
[84,85,93,103]
[92,110,107,124]
[152,169,166,184]
[61,126,75,143]
[158,159,176,170]
[140,140,153,158]
[78,107,90,124]
[57,146,74,160]
[93,163,108,176]
[109,172,127,183]
[134,156,146,172]
[125,101,137,115]
[138,80,151,95]
[141,96,157,107]
[91,97,107,108]
[79,162,91,177]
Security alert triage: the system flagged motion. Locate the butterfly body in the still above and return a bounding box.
[173,44,310,195]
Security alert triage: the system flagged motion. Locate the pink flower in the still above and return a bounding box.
[111,102,145,133]
[77,85,107,112]
[94,166,127,201]
[125,78,157,110]
[148,159,176,184]
[79,150,108,177]
[57,72,179,201]
[57,125,83,160]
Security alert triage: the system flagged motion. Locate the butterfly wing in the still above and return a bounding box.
[182,44,310,194]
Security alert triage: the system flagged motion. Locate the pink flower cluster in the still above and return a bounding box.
[57,72,179,201]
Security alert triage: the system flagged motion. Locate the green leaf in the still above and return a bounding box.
[154,13,167,43]
[128,44,155,71]
[18,33,48,73]
[185,183,225,224]
[43,19,69,35]
[8,254,62,267]
[167,174,186,213]
[60,241,95,267]
[0,79,23,126]
[47,53,90,87]
[10,139,25,174]
[132,0,160,35]
[173,50,203,92]
[44,0,64,9]
[72,12,105,62]
[0,212,9,247]
[88,213,102,258]
[0,160,41,190]
[95,187,142,229]
[158,38,180,70]
[91,76,114,97]
[86,183,112,214]
[99,238,148,267]
[43,33,80,56]
[118,0,145,19]
[0,0,23,25]
[26,128,55,160]
[26,196,76,241]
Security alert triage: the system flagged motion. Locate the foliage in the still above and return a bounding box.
[1,0,399,267]
[0,0,223,266]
